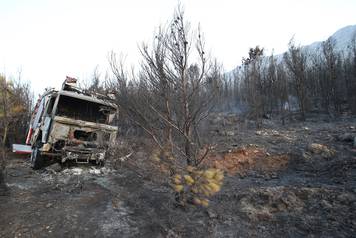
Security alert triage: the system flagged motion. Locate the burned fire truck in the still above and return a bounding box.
[13,77,118,169]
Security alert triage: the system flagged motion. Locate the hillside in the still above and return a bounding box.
[305,25,356,53]
[229,24,356,75]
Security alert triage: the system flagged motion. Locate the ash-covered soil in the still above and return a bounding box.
[1,114,356,237]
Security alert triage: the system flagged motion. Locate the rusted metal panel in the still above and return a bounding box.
[58,90,117,109]
[53,116,118,132]
[49,122,70,141]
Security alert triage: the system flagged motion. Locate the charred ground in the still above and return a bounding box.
[1,114,356,237]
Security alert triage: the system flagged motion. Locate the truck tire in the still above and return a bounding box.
[31,147,44,170]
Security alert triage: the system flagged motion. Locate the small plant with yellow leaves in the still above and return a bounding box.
[149,145,224,207]
[171,166,224,207]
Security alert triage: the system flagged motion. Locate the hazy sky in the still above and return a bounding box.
[1,0,356,94]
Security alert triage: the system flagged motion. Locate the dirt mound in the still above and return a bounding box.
[236,185,356,236]
[204,147,290,176]
[239,186,304,221]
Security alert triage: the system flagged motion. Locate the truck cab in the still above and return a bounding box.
[26,77,118,169]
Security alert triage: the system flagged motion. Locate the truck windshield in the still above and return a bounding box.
[56,95,114,124]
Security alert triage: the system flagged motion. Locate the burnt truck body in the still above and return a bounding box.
[25,78,118,169]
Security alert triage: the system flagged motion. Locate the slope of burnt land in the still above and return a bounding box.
[1,115,355,237]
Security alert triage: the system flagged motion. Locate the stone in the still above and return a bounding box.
[89,168,101,175]
[71,168,83,175]
[255,131,263,135]
[307,143,335,159]
[225,131,235,136]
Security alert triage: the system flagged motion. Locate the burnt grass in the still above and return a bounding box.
[1,114,356,237]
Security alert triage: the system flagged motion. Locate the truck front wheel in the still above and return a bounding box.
[31,147,44,170]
